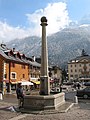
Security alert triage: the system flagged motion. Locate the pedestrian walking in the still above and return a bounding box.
[16,83,24,109]
[77,83,81,89]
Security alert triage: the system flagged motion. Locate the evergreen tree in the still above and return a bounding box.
[62,68,68,83]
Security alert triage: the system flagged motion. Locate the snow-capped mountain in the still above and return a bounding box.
[6,25,90,68]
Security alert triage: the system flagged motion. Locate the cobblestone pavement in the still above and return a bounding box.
[0,94,90,120]
[0,102,90,120]
[21,105,90,120]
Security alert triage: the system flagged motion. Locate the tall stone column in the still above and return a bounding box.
[40,16,50,95]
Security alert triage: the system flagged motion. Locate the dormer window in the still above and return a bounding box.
[10,50,14,56]
[4,50,14,56]
[17,52,21,59]
[13,52,21,59]
[20,54,26,59]
[4,51,8,56]
[11,62,15,67]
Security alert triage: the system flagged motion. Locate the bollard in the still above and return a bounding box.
[74,96,78,104]
[0,93,3,100]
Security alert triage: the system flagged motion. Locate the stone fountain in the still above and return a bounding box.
[23,16,65,110]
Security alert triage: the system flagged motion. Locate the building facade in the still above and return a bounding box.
[0,44,30,94]
[50,66,62,81]
[68,50,90,82]
[0,44,63,93]
[49,66,62,88]
[28,57,41,89]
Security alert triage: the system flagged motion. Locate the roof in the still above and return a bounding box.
[29,61,41,67]
[0,44,41,67]
[68,55,90,64]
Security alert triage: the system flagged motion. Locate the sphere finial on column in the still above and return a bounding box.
[41,16,47,22]
[40,16,48,26]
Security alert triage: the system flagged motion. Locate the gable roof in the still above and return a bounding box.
[68,55,90,64]
[0,44,41,67]
[0,44,28,64]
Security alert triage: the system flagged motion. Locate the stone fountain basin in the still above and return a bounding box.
[23,92,65,110]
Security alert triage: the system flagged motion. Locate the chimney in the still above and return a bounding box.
[13,48,15,52]
[32,56,35,61]
[1,44,6,49]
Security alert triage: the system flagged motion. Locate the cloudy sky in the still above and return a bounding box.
[0,0,90,43]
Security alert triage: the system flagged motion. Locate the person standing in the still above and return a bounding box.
[16,83,24,109]
[77,83,81,89]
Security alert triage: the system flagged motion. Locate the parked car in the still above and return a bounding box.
[50,87,61,94]
[76,87,90,99]
[84,82,90,86]
[63,82,74,85]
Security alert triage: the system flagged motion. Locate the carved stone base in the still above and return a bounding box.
[23,92,65,110]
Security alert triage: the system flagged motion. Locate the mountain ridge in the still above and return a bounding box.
[6,26,90,68]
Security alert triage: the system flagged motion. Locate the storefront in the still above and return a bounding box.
[31,80,40,89]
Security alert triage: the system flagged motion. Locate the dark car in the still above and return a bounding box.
[50,87,61,94]
[84,82,90,86]
[76,87,90,99]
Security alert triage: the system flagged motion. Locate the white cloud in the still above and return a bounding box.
[26,2,70,36]
[0,2,70,43]
[0,21,30,43]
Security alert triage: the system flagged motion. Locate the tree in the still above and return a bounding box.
[62,68,68,83]
[81,49,88,56]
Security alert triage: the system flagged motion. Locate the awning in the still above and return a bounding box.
[17,81,22,83]
[3,80,9,83]
[30,78,38,81]
[21,81,33,86]
[10,81,17,84]
[10,80,22,84]
[31,81,40,85]
[50,80,54,83]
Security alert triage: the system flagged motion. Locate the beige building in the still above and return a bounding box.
[68,49,90,82]
[49,66,62,88]
[28,58,41,89]
[50,66,62,81]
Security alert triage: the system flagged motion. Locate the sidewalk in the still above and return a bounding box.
[0,93,74,118]
[0,93,74,114]
[0,100,21,120]
[0,94,90,120]
[0,100,90,120]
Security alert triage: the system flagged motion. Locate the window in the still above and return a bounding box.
[22,65,25,69]
[75,64,76,67]
[71,65,72,67]
[70,75,73,77]
[35,67,37,70]
[79,69,82,72]
[75,74,78,78]
[31,73,33,77]
[28,65,29,69]
[4,74,7,79]
[30,65,33,69]
[71,69,73,72]
[79,64,81,67]
[35,74,37,78]
[75,69,77,72]
[23,74,25,78]
[11,72,16,79]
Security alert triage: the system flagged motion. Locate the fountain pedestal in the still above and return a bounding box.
[23,92,65,110]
